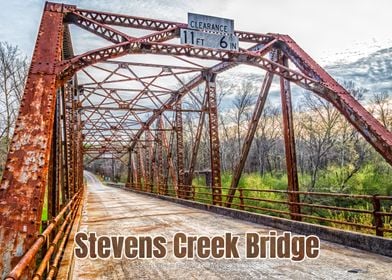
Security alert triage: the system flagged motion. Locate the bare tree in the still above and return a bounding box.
[370,91,392,130]
[231,80,257,159]
[297,92,340,191]
[0,42,28,174]
[332,83,368,191]
[253,103,281,175]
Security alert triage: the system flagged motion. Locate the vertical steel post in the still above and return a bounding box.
[47,118,55,220]
[57,88,65,208]
[148,133,155,193]
[48,99,60,219]
[0,4,64,276]
[159,120,177,195]
[111,157,115,182]
[204,71,222,206]
[126,149,132,188]
[153,137,160,194]
[143,132,151,192]
[132,152,138,189]
[175,101,186,198]
[279,54,301,221]
[187,91,208,191]
[136,147,142,190]
[372,195,383,236]
[132,151,138,189]
[137,144,145,190]
[74,82,82,192]
[157,116,165,195]
[61,86,70,201]
[65,82,76,197]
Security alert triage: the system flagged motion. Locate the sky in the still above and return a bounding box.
[0,0,391,65]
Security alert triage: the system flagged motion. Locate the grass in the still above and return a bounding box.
[37,163,392,237]
[190,165,392,237]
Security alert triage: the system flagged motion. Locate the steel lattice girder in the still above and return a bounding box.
[0,4,65,276]
[1,2,392,277]
[55,21,392,163]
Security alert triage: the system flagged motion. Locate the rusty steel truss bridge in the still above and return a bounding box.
[1,2,392,279]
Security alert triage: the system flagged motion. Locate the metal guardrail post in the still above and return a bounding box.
[372,195,383,237]
[239,189,245,210]
[192,185,196,201]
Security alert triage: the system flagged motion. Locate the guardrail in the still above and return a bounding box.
[5,189,83,280]
[122,182,392,238]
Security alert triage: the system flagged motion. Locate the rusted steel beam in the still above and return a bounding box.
[32,195,80,280]
[278,35,392,165]
[48,98,61,219]
[0,4,64,277]
[147,132,156,192]
[4,191,81,280]
[71,37,392,166]
[76,87,83,194]
[126,149,132,188]
[143,132,151,192]
[131,152,138,189]
[135,148,142,190]
[57,90,65,207]
[60,17,75,204]
[76,8,183,31]
[68,81,77,196]
[159,118,177,194]
[65,43,271,162]
[67,7,392,181]
[226,72,274,207]
[46,197,82,280]
[175,101,186,198]
[74,8,274,43]
[157,117,165,195]
[130,152,136,188]
[152,137,159,193]
[60,86,70,201]
[128,153,134,188]
[127,65,233,151]
[58,27,183,80]
[45,2,76,13]
[65,45,289,154]
[48,117,55,220]
[137,144,146,190]
[165,130,177,194]
[204,72,222,206]
[187,90,208,187]
[110,158,115,182]
[279,54,301,221]
[62,23,74,59]
[104,60,202,70]
[80,106,204,113]
[57,40,274,80]
[66,11,132,43]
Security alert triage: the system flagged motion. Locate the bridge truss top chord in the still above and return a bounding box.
[1,2,392,278]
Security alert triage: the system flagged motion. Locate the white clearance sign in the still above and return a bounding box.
[188,13,234,34]
[181,13,239,51]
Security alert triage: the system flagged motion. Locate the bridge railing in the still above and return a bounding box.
[191,186,392,237]
[125,183,392,238]
[5,190,83,280]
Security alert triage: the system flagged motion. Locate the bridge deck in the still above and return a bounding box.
[71,172,392,279]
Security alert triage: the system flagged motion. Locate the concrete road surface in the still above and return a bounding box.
[71,171,392,280]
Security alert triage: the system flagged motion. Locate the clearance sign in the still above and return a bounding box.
[181,13,239,51]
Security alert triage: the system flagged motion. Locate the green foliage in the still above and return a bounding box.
[309,163,392,195]
[190,164,392,237]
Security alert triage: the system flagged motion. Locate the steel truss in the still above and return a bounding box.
[1,2,392,277]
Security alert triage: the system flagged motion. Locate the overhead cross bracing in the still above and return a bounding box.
[1,2,392,279]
